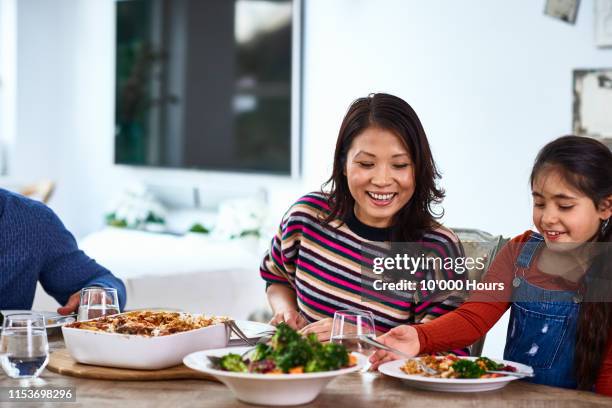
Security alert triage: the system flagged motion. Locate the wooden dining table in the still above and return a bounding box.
[1,332,610,408]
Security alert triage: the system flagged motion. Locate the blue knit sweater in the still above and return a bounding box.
[0,189,126,310]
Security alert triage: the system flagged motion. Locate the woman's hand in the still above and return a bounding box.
[266,284,306,330]
[299,318,333,341]
[369,325,420,370]
[269,309,308,330]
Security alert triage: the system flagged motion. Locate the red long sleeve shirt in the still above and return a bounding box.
[414,231,612,396]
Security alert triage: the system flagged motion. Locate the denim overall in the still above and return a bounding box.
[503,233,579,389]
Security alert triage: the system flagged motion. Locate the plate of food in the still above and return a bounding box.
[62,310,229,369]
[378,355,533,392]
[183,323,365,406]
[0,310,76,331]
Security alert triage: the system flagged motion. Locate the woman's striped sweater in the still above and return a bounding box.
[260,193,468,353]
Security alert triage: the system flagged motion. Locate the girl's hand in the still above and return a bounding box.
[369,325,420,370]
[268,309,308,330]
[299,318,333,341]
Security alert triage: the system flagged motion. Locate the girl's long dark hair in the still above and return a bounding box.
[321,93,444,241]
[530,135,612,390]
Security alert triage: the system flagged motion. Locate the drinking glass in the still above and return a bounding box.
[77,287,120,321]
[330,309,376,370]
[0,313,49,379]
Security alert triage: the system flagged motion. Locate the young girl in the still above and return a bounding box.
[369,135,612,395]
[259,93,467,348]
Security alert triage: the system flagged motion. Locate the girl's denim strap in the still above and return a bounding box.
[515,233,544,269]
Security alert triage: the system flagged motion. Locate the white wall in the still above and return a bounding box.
[8,0,611,239]
[10,0,305,238]
[0,0,16,174]
[6,0,610,359]
[303,0,611,237]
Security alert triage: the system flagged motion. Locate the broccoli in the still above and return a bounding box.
[306,333,322,351]
[273,326,318,372]
[321,343,349,370]
[451,359,485,378]
[219,353,248,372]
[250,343,273,362]
[304,358,326,373]
[475,357,503,371]
[270,322,302,353]
[274,340,313,373]
[304,343,349,373]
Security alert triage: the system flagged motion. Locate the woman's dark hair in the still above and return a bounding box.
[530,135,612,390]
[321,93,444,241]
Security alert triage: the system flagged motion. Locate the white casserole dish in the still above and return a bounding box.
[62,313,229,370]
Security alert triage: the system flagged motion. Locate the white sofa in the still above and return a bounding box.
[33,228,270,320]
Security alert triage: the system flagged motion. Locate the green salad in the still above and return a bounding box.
[212,323,357,374]
[452,357,511,378]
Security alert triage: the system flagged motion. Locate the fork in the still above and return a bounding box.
[253,329,276,338]
[485,369,534,378]
[232,328,280,359]
[239,330,278,357]
[227,321,279,346]
[225,320,256,346]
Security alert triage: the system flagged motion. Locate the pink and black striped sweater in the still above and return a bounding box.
[260,192,469,355]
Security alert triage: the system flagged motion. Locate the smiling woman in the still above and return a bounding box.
[259,93,467,354]
[323,93,445,242]
[345,127,415,228]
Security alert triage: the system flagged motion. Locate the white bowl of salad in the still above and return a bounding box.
[183,323,364,406]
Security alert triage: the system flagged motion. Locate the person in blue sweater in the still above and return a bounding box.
[0,188,126,314]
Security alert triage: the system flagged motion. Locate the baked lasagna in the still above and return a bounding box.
[66,311,227,336]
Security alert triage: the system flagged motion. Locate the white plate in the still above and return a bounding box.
[184,347,365,406]
[229,320,275,345]
[378,357,533,393]
[0,310,75,330]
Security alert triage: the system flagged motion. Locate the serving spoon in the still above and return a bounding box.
[357,335,438,375]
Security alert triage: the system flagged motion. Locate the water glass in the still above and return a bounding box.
[0,313,49,379]
[330,309,377,364]
[78,287,120,321]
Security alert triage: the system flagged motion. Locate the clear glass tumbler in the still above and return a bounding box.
[77,287,120,321]
[0,313,49,379]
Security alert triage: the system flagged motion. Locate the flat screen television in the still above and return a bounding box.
[115,0,300,175]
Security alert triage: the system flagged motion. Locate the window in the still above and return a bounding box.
[115,0,302,175]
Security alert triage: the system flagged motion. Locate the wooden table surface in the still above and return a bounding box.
[0,333,610,408]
